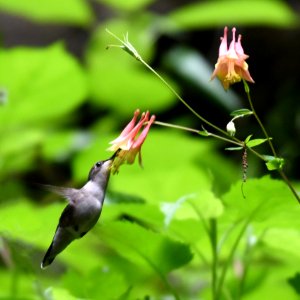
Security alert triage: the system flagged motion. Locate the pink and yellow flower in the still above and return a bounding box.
[108,109,155,174]
[211,27,254,90]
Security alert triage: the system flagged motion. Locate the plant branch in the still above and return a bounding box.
[154,121,242,146]
[215,203,262,300]
[210,219,218,300]
[243,80,300,204]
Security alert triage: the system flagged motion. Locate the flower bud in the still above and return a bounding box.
[226,120,236,136]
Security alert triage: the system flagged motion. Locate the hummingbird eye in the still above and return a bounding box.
[95,161,103,168]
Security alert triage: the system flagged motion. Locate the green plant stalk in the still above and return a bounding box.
[188,201,219,299]
[154,120,271,162]
[107,30,299,202]
[154,121,242,147]
[215,208,259,300]
[243,80,300,204]
[139,58,229,137]
[236,243,252,300]
[210,219,218,300]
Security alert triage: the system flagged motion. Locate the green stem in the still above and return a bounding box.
[278,169,300,204]
[139,58,229,137]
[154,121,242,147]
[244,80,300,204]
[244,83,276,157]
[215,209,259,300]
[210,219,218,300]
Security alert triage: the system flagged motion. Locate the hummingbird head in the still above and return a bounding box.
[88,159,112,183]
[87,150,119,185]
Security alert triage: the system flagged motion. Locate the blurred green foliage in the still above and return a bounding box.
[0,0,299,299]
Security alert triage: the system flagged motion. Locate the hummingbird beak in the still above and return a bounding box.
[108,149,121,161]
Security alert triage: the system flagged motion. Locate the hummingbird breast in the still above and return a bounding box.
[71,195,102,237]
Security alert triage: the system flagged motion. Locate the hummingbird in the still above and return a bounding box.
[41,153,117,269]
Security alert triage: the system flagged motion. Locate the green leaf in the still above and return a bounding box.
[264,155,285,171]
[102,202,164,230]
[0,128,44,176]
[42,131,91,162]
[169,0,298,29]
[161,191,224,226]
[97,221,193,274]
[0,0,94,26]
[63,268,129,299]
[51,287,78,300]
[198,129,210,137]
[222,176,300,227]
[246,138,269,148]
[244,134,252,144]
[288,272,300,295]
[230,108,253,117]
[225,146,243,151]
[0,129,43,157]
[262,228,300,261]
[0,200,64,248]
[0,43,88,127]
[96,0,154,12]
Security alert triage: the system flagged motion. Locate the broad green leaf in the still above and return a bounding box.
[264,155,285,171]
[0,0,94,26]
[242,265,299,300]
[161,191,223,227]
[62,268,129,299]
[51,287,78,300]
[0,44,88,127]
[86,18,177,115]
[169,0,298,29]
[0,128,44,177]
[102,202,164,230]
[0,200,65,247]
[85,269,129,299]
[96,0,154,12]
[222,177,300,227]
[246,138,269,148]
[230,108,253,117]
[287,273,300,295]
[262,228,300,261]
[42,130,91,162]
[167,218,208,245]
[0,129,43,157]
[97,221,193,274]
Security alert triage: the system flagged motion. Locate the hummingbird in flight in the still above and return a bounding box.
[41,153,117,269]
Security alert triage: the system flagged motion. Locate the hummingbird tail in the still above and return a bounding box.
[41,242,55,269]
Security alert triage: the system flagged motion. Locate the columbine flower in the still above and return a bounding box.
[211,27,254,90]
[108,109,155,174]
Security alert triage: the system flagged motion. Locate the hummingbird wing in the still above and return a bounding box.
[42,185,79,204]
[58,203,76,228]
